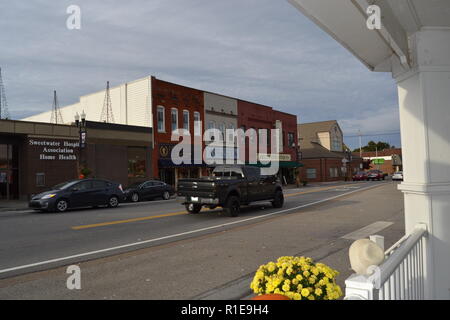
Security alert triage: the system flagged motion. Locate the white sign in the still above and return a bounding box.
[29,139,79,161]
[258,153,292,162]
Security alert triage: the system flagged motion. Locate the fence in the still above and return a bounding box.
[345,224,428,300]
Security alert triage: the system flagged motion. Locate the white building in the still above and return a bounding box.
[23,76,153,128]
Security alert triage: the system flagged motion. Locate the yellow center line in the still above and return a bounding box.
[71,211,188,230]
[71,183,362,230]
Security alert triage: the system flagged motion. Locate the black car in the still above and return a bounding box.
[29,179,125,213]
[123,180,175,202]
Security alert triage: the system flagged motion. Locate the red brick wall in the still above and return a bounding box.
[300,157,363,182]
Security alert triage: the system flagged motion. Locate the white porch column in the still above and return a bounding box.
[396,27,450,300]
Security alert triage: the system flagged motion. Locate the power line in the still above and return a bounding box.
[344,131,401,138]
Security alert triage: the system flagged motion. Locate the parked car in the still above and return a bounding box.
[29,179,125,213]
[177,165,284,217]
[123,180,175,202]
[352,171,368,181]
[392,171,404,181]
[367,170,385,181]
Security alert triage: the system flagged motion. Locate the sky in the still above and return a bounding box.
[0,0,401,150]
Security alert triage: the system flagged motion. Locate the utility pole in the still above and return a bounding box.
[100,81,114,123]
[0,67,10,120]
[358,129,362,158]
[50,90,64,124]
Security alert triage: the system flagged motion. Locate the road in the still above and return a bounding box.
[0,181,404,299]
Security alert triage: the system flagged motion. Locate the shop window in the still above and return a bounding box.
[306,168,316,179]
[36,173,45,187]
[128,147,147,178]
[329,168,339,178]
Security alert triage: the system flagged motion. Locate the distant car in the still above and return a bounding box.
[123,180,175,202]
[29,179,125,213]
[392,171,404,181]
[352,171,368,181]
[367,170,385,181]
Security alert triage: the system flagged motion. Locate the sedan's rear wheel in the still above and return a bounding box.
[131,193,140,202]
[162,191,170,200]
[108,196,119,208]
[55,199,68,213]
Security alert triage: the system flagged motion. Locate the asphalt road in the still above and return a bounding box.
[0,180,404,299]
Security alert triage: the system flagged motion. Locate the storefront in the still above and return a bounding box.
[0,120,153,200]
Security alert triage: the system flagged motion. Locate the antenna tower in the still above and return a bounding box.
[50,90,64,124]
[0,67,10,119]
[100,81,114,123]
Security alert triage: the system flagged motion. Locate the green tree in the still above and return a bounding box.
[353,141,391,152]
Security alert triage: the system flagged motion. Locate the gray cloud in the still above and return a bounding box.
[0,0,400,149]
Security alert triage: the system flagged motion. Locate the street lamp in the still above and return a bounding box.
[75,111,87,178]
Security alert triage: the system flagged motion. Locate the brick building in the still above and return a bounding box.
[298,120,362,182]
[151,78,205,186]
[237,100,300,184]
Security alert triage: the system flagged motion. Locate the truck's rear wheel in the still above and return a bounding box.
[272,190,284,208]
[186,203,202,214]
[224,196,240,217]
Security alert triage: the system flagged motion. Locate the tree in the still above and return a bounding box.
[353,141,391,153]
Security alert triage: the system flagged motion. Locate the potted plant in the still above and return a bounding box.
[79,166,92,179]
[250,256,342,300]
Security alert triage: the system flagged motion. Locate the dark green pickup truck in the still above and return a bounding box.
[177,165,284,217]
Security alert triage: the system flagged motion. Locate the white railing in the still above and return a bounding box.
[345,224,428,300]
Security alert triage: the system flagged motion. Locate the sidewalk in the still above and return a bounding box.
[0,200,29,212]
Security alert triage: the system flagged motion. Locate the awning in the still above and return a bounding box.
[247,161,303,168]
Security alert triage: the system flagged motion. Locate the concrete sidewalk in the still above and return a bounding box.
[0,200,28,212]
[0,182,404,300]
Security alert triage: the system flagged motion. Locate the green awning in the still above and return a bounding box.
[247,161,303,168]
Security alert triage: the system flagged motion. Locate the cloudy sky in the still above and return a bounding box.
[0,0,401,149]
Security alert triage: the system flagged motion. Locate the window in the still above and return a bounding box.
[128,147,147,178]
[157,106,165,133]
[171,108,178,132]
[194,112,201,136]
[183,110,189,131]
[219,123,225,140]
[75,181,92,191]
[36,173,45,187]
[329,168,339,178]
[288,132,295,148]
[306,169,316,179]
[93,180,107,189]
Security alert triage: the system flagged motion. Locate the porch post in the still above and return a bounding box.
[396,27,450,299]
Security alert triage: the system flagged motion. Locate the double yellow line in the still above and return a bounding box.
[71,183,359,231]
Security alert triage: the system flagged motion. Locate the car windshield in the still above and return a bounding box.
[52,180,79,190]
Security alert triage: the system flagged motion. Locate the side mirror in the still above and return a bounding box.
[71,187,79,192]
